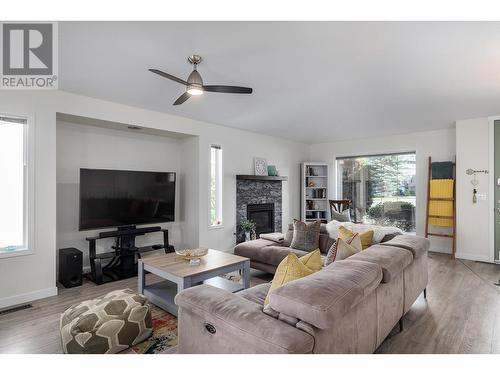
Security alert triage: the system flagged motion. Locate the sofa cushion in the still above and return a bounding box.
[235,238,310,267]
[244,244,309,267]
[264,253,315,305]
[268,260,382,329]
[237,283,271,306]
[378,234,430,259]
[234,238,279,257]
[348,245,413,283]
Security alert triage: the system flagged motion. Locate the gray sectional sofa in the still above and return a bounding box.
[233,224,335,273]
[174,228,429,354]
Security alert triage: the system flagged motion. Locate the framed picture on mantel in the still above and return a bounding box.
[254,157,268,176]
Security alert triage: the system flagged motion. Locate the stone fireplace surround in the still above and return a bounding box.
[236,175,288,243]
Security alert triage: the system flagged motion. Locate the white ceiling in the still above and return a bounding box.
[59,22,500,143]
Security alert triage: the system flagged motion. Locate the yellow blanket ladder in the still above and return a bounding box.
[425,156,456,258]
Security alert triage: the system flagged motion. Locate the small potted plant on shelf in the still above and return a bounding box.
[240,219,256,242]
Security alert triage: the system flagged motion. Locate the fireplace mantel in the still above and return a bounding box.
[236,175,288,181]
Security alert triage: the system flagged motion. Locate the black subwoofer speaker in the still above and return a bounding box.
[59,248,83,288]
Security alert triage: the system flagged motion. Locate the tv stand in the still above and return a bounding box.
[85,225,175,285]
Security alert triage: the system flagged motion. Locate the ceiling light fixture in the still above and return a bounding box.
[187,84,203,96]
[148,54,252,105]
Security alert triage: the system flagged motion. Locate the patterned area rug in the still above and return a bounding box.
[128,272,242,354]
[129,306,178,354]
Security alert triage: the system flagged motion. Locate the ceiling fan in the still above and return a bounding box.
[149,55,253,105]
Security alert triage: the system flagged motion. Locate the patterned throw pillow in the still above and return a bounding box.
[331,208,351,222]
[324,233,362,266]
[290,219,321,251]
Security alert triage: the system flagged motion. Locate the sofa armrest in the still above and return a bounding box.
[175,285,314,354]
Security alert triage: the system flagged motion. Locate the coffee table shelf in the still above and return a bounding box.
[138,249,250,316]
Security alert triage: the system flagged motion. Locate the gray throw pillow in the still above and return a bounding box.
[290,219,321,251]
[331,208,351,222]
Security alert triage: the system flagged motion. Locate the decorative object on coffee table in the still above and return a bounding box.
[175,247,208,265]
[240,219,256,242]
[254,157,268,176]
[175,247,209,259]
[138,249,250,316]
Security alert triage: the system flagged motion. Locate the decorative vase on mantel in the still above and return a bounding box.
[245,231,251,242]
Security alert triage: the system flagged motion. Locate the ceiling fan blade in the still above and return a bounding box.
[203,85,253,94]
[149,69,187,85]
[173,92,191,106]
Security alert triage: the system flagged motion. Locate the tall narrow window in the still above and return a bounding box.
[0,116,29,253]
[336,152,416,232]
[210,145,223,227]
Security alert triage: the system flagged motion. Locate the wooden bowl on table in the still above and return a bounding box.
[175,247,209,260]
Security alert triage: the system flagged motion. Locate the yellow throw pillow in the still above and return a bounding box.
[299,249,322,272]
[264,253,314,305]
[335,236,362,260]
[338,226,374,250]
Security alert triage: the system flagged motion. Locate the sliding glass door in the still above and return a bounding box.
[336,152,416,232]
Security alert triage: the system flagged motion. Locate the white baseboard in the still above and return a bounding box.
[0,286,58,310]
[455,252,493,263]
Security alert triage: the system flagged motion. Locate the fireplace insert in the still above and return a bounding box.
[246,203,275,237]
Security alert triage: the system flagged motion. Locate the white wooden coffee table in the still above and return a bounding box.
[138,249,250,316]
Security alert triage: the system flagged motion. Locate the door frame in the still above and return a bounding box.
[488,116,499,263]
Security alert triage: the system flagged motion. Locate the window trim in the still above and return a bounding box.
[0,113,35,259]
[208,144,223,230]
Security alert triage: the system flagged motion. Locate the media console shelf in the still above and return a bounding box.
[86,225,175,285]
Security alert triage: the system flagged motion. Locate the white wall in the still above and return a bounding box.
[0,90,308,308]
[455,117,492,262]
[198,132,307,251]
[56,121,195,269]
[0,93,57,309]
[309,128,457,253]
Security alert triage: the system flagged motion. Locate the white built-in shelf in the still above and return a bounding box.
[301,162,329,223]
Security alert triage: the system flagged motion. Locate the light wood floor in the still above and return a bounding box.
[0,253,499,354]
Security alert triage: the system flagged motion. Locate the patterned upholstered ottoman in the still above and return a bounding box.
[60,289,153,354]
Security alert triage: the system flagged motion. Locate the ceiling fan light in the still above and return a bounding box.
[187,85,203,96]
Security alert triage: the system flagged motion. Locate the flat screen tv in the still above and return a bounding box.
[79,168,176,231]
